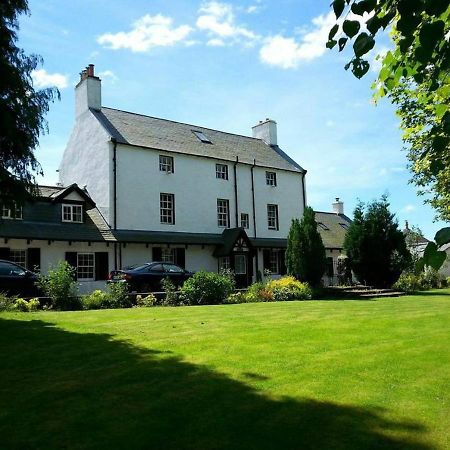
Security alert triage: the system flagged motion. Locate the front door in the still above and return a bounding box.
[234,254,248,288]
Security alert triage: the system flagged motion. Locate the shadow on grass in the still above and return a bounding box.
[0,318,434,450]
[410,290,450,297]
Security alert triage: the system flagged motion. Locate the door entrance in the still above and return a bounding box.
[234,253,248,288]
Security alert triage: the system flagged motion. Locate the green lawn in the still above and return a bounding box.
[0,291,449,450]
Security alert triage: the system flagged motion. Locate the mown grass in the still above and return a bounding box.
[0,290,449,449]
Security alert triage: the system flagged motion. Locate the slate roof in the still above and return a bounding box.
[92,107,304,173]
[0,185,115,242]
[315,211,352,250]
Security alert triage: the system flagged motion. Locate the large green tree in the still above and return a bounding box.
[327,0,450,267]
[286,207,327,287]
[0,0,58,206]
[344,196,411,287]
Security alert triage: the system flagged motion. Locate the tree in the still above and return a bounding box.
[344,196,411,287]
[286,207,327,287]
[0,0,59,206]
[326,0,450,268]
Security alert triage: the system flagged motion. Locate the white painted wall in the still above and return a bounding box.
[59,109,111,221]
[115,144,304,238]
[6,239,113,294]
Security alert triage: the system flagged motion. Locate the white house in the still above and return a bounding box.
[57,65,307,287]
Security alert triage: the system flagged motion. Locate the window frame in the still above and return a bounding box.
[1,204,23,220]
[9,249,27,268]
[266,171,277,187]
[217,199,230,228]
[192,130,212,143]
[62,204,83,223]
[267,204,279,230]
[77,253,95,281]
[161,248,175,263]
[215,163,229,180]
[317,222,330,231]
[269,249,280,274]
[219,256,230,271]
[159,155,174,173]
[240,213,249,229]
[160,193,175,225]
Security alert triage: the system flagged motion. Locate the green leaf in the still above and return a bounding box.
[419,21,445,54]
[366,16,381,35]
[328,24,339,41]
[425,0,449,16]
[343,20,360,39]
[338,37,348,51]
[326,39,338,49]
[353,33,375,58]
[399,35,414,53]
[332,0,346,19]
[397,15,422,37]
[423,242,447,271]
[351,2,365,16]
[435,227,450,247]
[351,58,370,78]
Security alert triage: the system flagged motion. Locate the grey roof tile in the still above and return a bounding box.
[93,107,304,173]
[315,211,352,249]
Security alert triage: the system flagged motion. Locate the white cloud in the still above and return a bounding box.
[31,69,68,89]
[207,38,226,46]
[98,70,118,83]
[97,14,193,52]
[196,1,258,45]
[259,12,335,69]
[401,204,416,213]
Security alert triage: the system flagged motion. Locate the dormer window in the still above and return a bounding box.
[192,130,212,143]
[62,204,83,223]
[159,155,174,173]
[317,222,329,231]
[1,204,23,220]
[340,223,349,230]
[266,171,277,186]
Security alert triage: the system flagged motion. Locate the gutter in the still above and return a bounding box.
[111,137,118,269]
[233,156,239,228]
[251,158,259,279]
[301,169,307,212]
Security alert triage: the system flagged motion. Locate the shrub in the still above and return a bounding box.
[224,292,248,304]
[245,282,273,303]
[106,282,132,308]
[82,290,109,310]
[36,261,80,310]
[393,272,421,293]
[266,276,312,301]
[180,271,235,305]
[11,298,40,312]
[161,277,179,306]
[136,293,158,307]
[419,267,442,289]
[0,293,15,311]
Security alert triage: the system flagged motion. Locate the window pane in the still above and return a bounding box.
[9,250,26,268]
[269,250,279,274]
[161,248,175,263]
[267,204,279,230]
[216,164,228,180]
[160,193,175,224]
[77,253,94,280]
[241,213,249,229]
[234,255,246,274]
[217,199,229,227]
[159,155,173,173]
[266,171,277,186]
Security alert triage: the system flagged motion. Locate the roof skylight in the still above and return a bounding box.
[317,222,330,231]
[192,130,212,144]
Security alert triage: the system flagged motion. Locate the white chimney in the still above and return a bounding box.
[332,197,344,215]
[75,64,101,118]
[252,118,277,146]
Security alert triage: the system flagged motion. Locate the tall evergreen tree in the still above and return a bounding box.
[286,207,327,287]
[0,0,59,206]
[344,196,411,288]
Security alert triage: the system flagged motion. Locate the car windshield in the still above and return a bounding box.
[0,262,26,276]
[163,264,184,273]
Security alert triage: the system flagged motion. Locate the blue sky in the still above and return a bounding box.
[18,0,445,238]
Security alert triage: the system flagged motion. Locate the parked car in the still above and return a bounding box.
[0,260,41,297]
[108,262,194,292]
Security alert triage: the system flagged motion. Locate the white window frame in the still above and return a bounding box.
[2,204,23,220]
[215,163,228,180]
[217,199,230,228]
[266,171,277,187]
[269,249,280,274]
[219,256,230,271]
[267,204,279,230]
[160,193,175,225]
[159,155,174,173]
[9,250,27,268]
[62,204,83,223]
[161,248,175,263]
[240,213,249,229]
[77,253,95,281]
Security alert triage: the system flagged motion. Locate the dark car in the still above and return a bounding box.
[108,262,194,292]
[0,259,40,297]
